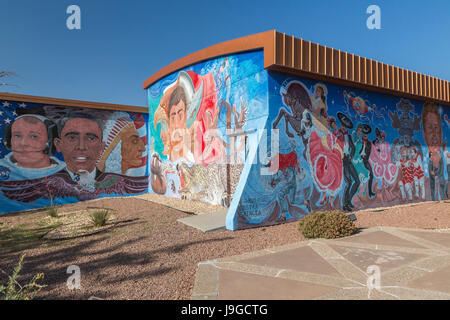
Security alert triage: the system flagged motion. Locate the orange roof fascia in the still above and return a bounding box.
[142,30,450,106]
[142,30,276,89]
[0,92,148,113]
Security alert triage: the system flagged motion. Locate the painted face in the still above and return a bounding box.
[169,100,186,134]
[54,118,105,173]
[330,121,338,131]
[401,148,408,160]
[357,127,363,136]
[316,86,323,97]
[121,125,146,173]
[11,117,50,168]
[423,112,442,149]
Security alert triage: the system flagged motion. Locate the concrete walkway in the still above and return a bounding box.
[177,209,227,232]
[191,226,450,300]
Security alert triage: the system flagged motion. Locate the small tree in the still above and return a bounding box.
[0,254,46,300]
[0,71,16,87]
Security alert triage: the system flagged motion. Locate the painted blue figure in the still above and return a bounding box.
[270,165,298,221]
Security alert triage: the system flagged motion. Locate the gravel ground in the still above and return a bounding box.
[0,196,449,300]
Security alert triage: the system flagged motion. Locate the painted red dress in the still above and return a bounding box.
[308,130,343,196]
[186,71,225,166]
[369,141,398,187]
[400,158,414,185]
[411,152,425,180]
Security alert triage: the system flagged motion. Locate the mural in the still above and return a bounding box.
[230,71,450,230]
[0,101,149,214]
[147,50,268,206]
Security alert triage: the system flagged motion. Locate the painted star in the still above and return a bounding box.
[2,101,10,107]
[5,118,11,124]
[0,110,3,116]
[19,103,26,108]
[12,110,17,116]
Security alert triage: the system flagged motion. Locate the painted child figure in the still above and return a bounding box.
[398,146,413,201]
[409,146,425,200]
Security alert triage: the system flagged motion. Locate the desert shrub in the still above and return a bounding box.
[90,209,110,227]
[0,254,46,300]
[47,206,59,218]
[298,210,357,239]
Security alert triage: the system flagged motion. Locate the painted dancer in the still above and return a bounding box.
[359,124,375,198]
[334,112,360,211]
[370,128,398,188]
[409,145,425,200]
[398,146,413,201]
[308,116,343,208]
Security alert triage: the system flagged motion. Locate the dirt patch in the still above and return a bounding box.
[43,207,117,240]
[0,196,449,300]
[134,193,225,214]
[354,200,450,230]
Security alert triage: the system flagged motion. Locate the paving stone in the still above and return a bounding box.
[407,264,450,294]
[334,231,426,249]
[192,227,450,300]
[241,246,342,277]
[191,264,219,297]
[177,209,227,232]
[330,245,425,273]
[401,230,450,248]
[217,269,339,300]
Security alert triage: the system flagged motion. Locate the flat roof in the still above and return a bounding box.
[0,92,148,113]
[143,30,450,106]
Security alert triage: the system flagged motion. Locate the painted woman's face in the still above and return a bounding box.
[11,117,50,168]
[316,86,324,96]
[121,125,146,173]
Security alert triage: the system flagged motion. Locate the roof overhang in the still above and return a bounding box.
[143,30,450,107]
[0,92,148,113]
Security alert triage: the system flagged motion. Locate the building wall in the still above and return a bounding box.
[147,50,268,206]
[0,100,149,214]
[227,70,450,230]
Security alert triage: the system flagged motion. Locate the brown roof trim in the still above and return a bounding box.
[271,32,450,106]
[142,30,450,106]
[0,92,148,113]
[142,30,276,89]
[269,65,450,108]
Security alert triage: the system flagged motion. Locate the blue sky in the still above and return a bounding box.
[1,0,449,107]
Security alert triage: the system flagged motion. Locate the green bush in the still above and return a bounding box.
[47,206,59,218]
[90,209,110,227]
[0,254,46,300]
[298,210,357,239]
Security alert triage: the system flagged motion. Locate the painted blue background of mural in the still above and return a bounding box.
[0,100,149,214]
[227,70,450,230]
[147,50,269,206]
